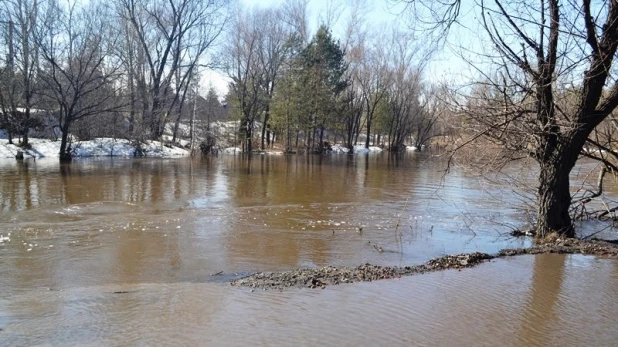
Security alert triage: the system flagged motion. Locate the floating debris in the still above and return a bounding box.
[232,252,493,290]
[231,238,618,290]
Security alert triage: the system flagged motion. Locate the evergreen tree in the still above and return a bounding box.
[296,26,348,153]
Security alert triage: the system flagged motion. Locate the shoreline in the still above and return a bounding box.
[231,238,618,290]
[0,138,190,159]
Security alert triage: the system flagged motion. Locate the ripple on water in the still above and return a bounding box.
[3,254,617,347]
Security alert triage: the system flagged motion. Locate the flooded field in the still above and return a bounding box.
[0,153,616,345]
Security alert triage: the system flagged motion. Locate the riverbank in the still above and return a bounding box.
[231,237,618,290]
[0,138,189,159]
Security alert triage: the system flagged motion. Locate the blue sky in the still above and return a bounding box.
[203,0,476,96]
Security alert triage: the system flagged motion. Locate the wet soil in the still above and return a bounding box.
[231,238,618,290]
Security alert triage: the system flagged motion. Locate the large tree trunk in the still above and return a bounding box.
[261,105,270,150]
[22,127,29,146]
[536,160,574,238]
[365,121,372,149]
[21,107,30,147]
[150,90,163,140]
[535,127,592,238]
[128,63,136,135]
[318,125,325,153]
[59,124,72,162]
[245,119,253,153]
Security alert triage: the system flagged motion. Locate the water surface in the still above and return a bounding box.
[0,153,616,345]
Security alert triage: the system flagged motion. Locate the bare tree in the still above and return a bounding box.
[281,0,309,45]
[354,33,394,149]
[383,65,422,151]
[340,0,369,150]
[257,8,292,150]
[413,85,446,149]
[342,81,364,150]
[0,0,40,145]
[36,0,123,161]
[317,0,344,31]
[406,0,618,237]
[115,0,227,140]
[225,8,266,153]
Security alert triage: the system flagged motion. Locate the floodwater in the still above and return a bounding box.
[0,153,616,346]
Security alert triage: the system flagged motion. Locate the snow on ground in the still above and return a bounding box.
[582,147,608,155]
[161,135,191,148]
[73,138,188,157]
[330,144,350,154]
[406,145,426,151]
[353,145,383,153]
[222,147,242,154]
[0,138,60,158]
[0,138,189,159]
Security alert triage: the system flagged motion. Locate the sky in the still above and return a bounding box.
[202,0,477,97]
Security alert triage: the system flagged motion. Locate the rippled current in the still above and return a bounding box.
[0,153,616,346]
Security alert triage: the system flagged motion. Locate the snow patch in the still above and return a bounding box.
[222,147,242,154]
[353,145,383,153]
[0,138,189,159]
[330,144,350,154]
[406,145,426,152]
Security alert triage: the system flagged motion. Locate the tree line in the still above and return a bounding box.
[0,0,449,159]
[4,0,618,237]
[0,0,229,160]
[224,1,448,154]
[399,0,618,238]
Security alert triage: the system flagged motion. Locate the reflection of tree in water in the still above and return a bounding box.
[222,154,426,269]
[16,161,33,210]
[224,155,328,268]
[0,160,37,211]
[32,159,216,207]
[518,254,566,346]
[55,160,213,205]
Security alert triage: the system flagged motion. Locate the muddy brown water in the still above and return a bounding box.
[0,153,617,346]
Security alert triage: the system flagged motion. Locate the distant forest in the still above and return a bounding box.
[0,0,452,158]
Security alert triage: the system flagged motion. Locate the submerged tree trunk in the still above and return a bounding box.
[261,105,270,150]
[318,125,325,153]
[59,125,72,162]
[21,109,30,146]
[536,160,574,238]
[365,122,371,149]
[534,127,587,238]
[245,119,253,153]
